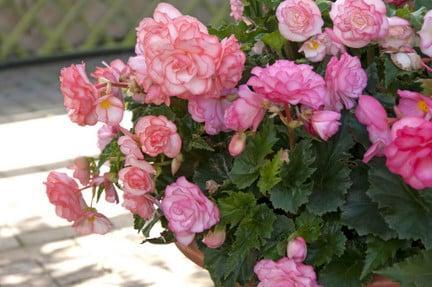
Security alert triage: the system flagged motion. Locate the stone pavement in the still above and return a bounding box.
[0,57,214,286]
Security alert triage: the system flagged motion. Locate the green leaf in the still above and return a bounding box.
[189,137,215,152]
[379,249,432,287]
[308,222,347,266]
[319,248,364,287]
[367,159,432,248]
[193,152,232,190]
[415,0,432,11]
[262,31,287,53]
[341,165,396,240]
[230,119,278,189]
[294,211,324,242]
[420,78,432,95]
[258,150,283,194]
[384,55,400,90]
[218,192,257,228]
[262,215,296,260]
[411,6,427,31]
[270,140,316,213]
[361,237,407,280]
[366,62,379,95]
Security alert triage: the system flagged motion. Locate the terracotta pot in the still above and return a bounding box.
[176,242,400,287]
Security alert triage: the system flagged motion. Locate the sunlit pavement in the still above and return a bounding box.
[0,113,213,286]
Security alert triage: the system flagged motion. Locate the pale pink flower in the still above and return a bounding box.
[287,237,308,263]
[330,0,389,48]
[391,52,423,72]
[161,177,220,246]
[325,53,367,110]
[188,96,230,135]
[60,64,98,126]
[419,10,432,57]
[230,0,244,21]
[276,0,324,42]
[97,125,118,150]
[229,132,247,157]
[299,35,328,63]
[72,210,113,235]
[224,85,265,132]
[254,257,322,287]
[202,228,226,249]
[248,60,327,109]
[135,115,182,158]
[311,110,341,141]
[380,17,414,51]
[324,28,346,56]
[119,164,155,196]
[123,193,155,220]
[95,95,124,126]
[104,180,119,204]
[385,117,432,190]
[69,157,90,186]
[92,59,130,97]
[118,135,143,160]
[396,90,432,120]
[45,172,86,222]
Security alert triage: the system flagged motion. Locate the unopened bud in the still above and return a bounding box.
[202,226,226,249]
[229,133,246,157]
[280,149,289,164]
[206,180,220,194]
[171,154,183,175]
[287,237,307,263]
[391,52,422,71]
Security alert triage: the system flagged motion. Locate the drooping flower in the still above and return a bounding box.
[229,0,244,21]
[95,94,124,126]
[396,90,432,120]
[311,110,341,141]
[97,125,118,150]
[287,237,308,263]
[72,210,113,235]
[161,177,220,246]
[380,17,414,51]
[276,0,324,42]
[248,60,327,109]
[325,53,367,110]
[202,227,226,249]
[122,193,155,220]
[330,0,389,48]
[60,64,98,126]
[69,157,90,186]
[135,115,182,158]
[45,172,86,222]
[229,132,247,157]
[419,10,432,57]
[385,117,432,190]
[188,96,231,135]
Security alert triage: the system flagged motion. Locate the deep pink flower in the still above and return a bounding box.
[202,228,226,249]
[330,0,389,48]
[229,132,247,157]
[161,176,220,246]
[380,17,414,51]
[385,117,432,190]
[384,0,410,7]
[119,160,156,195]
[396,90,432,120]
[72,210,113,235]
[287,237,308,263]
[69,157,90,186]
[123,193,155,220]
[118,135,143,160]
[230,0,244,21]
[135,115,182,158]
[95,94,124,126]
[224,86,265,132]
[60,64,98,126]
[45,172,86,222]
[419,10,432,57]
[188,96,230,135]
[97,125,118,150]
[325,53,367,110]
[254,257,322,287]
[248,60,327,109]
[311,110,341,141]
[276,0,324,42]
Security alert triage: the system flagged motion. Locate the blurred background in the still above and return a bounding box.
[0,1,228,286]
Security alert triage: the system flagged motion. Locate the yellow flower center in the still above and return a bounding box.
[418,100,429,113]
[100,99,112,110]
[307,40,320,50]
[87,215,96,223]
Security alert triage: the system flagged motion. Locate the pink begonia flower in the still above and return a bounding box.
[202,228,226,249]
[92,59,131,97]
[92,173,119,204]
[72,210,113,235]
[325,53,367,111]
[380,17,414,51]
[254,257,322,287]
[123,193,155,220]
[229,132,247,157]
[224,85,265,132]
[355,95,392,163]
[287,237,308,263]
[311,110,341,141]
[276,0,324,42]
[135,3,221,97]
[248,60,327,109]
[97,125,118,150]
[390,52,423,72]
[299,35,328,63]
[419,10,432,57]
[119,160,156,195]
[60,63,98,126]
[384,0,410,6]
[330,0,389,48]
[324,28,346,56]
[385,117,432,190]
[135,115,182,158]
[188,96,231,135]
[69,157,90,186]
[229,0,244,21]
[161,176,220,246]
[396,90,432,120]
[95,95,124,126]
[118,135,144,160]
[45,172,86,222]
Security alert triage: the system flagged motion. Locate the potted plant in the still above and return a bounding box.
[44,0,432,286]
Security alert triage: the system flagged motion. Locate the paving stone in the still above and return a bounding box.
[0,226,20,251]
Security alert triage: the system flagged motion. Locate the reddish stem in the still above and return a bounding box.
[284,105,296,150]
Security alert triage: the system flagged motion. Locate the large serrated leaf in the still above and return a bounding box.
[258,150,283,194]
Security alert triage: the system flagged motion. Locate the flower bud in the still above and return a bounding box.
[252,40,265,55]
[391,52,422,72]
[171,154,183,175]
[287,237,307,263]
[280,149,289,164]
[229,132,246,157]
[202,226,226,249]
[206,180,220,194]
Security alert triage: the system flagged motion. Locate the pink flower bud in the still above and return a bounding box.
[287,237,307,263]
[206,180,220,194]
[229,133,246,157]
[171,154,183,175]
[202,227,226,249]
